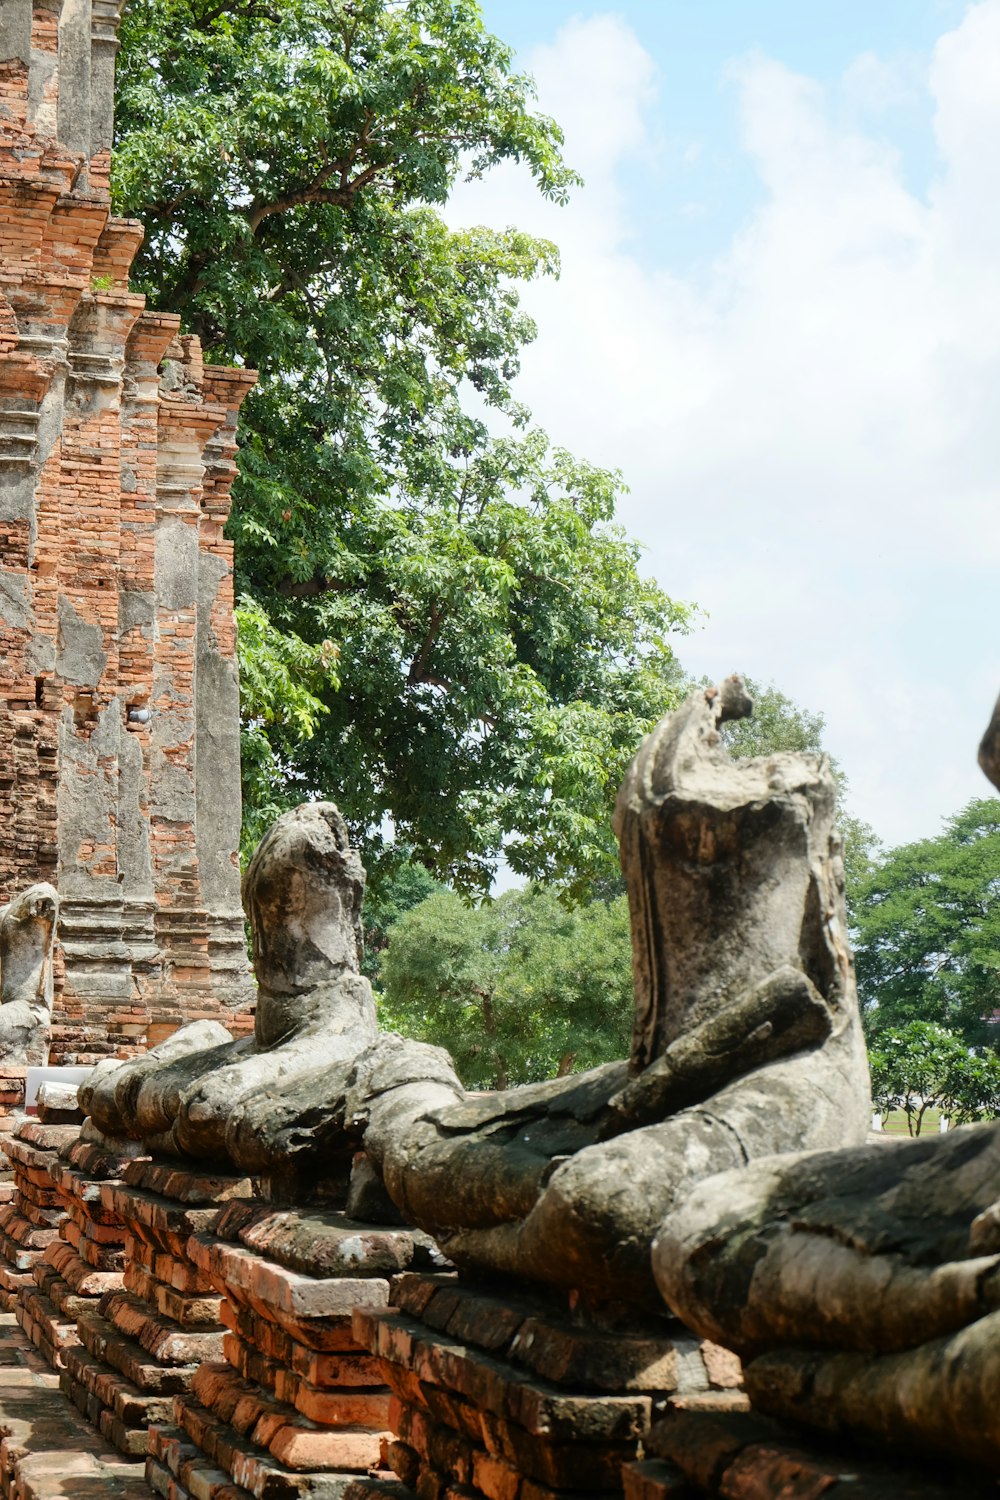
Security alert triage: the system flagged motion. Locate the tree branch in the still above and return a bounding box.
[407,603,446,685]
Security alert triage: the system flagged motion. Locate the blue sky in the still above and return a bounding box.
[482,0,964,266]
[451,0,999,849]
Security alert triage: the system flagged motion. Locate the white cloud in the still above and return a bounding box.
[842,50,924,116]
[448,5,1000,846]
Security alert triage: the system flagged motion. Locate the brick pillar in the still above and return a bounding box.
[0,0,256,1062]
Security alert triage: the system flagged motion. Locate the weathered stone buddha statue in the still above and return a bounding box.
[79,677,871,1308]
[80,802,379,1172]
[651,686,1000,1472]
[0,882,59,1065]
[346,674,870,1304]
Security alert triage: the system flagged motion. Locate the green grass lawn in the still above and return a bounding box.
[881,1106,944,1136]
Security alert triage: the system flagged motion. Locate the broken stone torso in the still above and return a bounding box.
[351,676,870,1304]
[79,679,871,1309]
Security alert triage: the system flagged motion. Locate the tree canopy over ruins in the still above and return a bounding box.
[112,0,692,898]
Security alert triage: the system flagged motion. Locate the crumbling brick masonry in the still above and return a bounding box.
[0,0,254,1063]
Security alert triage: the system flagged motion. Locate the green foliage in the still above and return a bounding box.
[235,598,339,858]
[361,856,444,983]
[719,677,826,761]
[380,887,633,1089]
[854,799,1000,1047]
[868,1021,1000,1134]
[114,0,691,898]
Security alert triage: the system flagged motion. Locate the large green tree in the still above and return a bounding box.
[113,0,691,897]
[868,1021,1000,1135]
[380,886,633,1089]
[853,799,1000,1047]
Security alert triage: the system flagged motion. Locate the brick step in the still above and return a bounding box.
[129,1234,215,1294]
[123,1158,253,1206]
[76,1308,199,1394]
[32,1260,93,1319]
[221,1315,382,1390]
[0,1261,33,1304]
[0,1215,60,1266]
[51,1157,128,1203]
[62,1216,127,1269]
[103,1181,222,1256]
[60,1363,153,1458]
[100,1288,226,1363]
[147,1425,255,1500]
[6,1175,65,1217]
[60,1138,144,1181]
[189,1360,390,1472]
[189,1233,389,1323]
[125,1259,224,1327]
[43,1238,125,1296]
[15,1285,79,1363]
[62,1340,175,1440]
[175,1394,382,1499]
[223,1329,391,1427]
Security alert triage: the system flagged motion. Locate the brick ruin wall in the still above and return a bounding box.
[0,0,255,1063]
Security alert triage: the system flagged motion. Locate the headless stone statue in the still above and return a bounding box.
[347,677,870,1304]
[652,686,1000,1473]
[80,803,378,1178]
[0,882,59,1066]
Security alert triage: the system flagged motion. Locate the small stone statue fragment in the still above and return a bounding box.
[0,882,59,1065]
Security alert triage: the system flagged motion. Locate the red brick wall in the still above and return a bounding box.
[0,2,256,1064]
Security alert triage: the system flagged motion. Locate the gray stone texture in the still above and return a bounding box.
[646,684,1000,1476]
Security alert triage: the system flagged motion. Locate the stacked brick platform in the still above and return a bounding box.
[146,1199,438,1500]
[31,1122,145,1365]
[0,1072,26,1220]
[0,0,256,1067]
[61,1157,244,1458]
[355,1274,744,1500]
[0,1073,26,1143]
[0,1120,77,1341]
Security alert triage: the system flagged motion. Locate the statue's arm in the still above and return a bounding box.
[601,964,833,1135]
